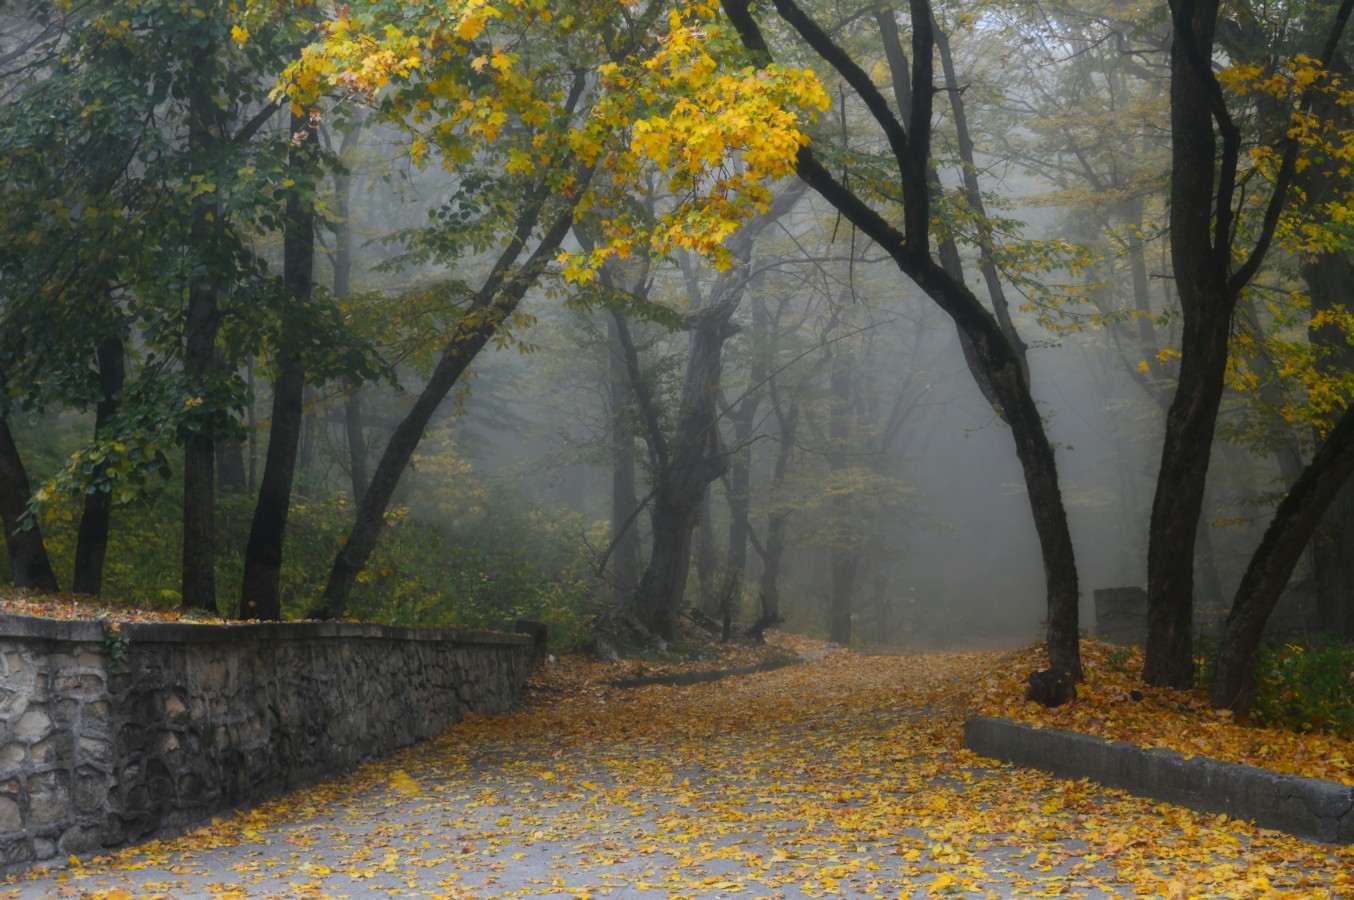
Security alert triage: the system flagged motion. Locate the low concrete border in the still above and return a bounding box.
[964,715,1354,844]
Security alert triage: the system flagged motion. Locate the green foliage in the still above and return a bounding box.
[1250,639,1354,739]
[20,481,604,650]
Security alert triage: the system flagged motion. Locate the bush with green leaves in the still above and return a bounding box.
[1250,639,1354,739]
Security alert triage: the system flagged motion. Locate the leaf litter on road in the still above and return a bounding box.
[3,634,1351,898]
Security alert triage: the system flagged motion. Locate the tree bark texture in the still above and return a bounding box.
[0,419,58,592]
[240,111,316,621]
[720,0,1081,677]
[72,334,125,594]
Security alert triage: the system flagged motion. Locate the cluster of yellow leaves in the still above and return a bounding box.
[7,633,1351,898]
[975,639,1353,787]
[1215,54,1354,434]
[281,0,828,279]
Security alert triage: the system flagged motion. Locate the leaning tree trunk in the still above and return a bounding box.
[1212,401,1354,712]
[72,333,125,594]
[240,111,316,621]
[1306,233,1354,640]
[314,173,587,618]
[0,419,58,592]
[721,0,1082,678]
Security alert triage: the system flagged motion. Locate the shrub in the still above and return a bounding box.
[1250,639,1354,739]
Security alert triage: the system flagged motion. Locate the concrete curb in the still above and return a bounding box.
[963,715,1354,844]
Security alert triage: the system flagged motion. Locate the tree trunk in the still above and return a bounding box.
[240,358,304,620]
[1212,402,1354,711]
[315,177,586,618]
[1144,0,1229,688]
[72,334,124,594]
[240,111,315,621]
[632,305,738,639]
[1307,250,1354,640]
[720,0,1082,678]
[0,419,58,592]
[620,186,804,640]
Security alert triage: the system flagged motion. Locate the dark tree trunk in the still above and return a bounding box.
[1212,402,1354,711]
[1306,246,1354,640]
[72,334,125,594]
[607,314,640,602]
[0,419,58,592]
[632,305,739,639]
[1146,0,1354,685]
[240,358,304,620]
[721,0,1082,678]
[1142,0,1233,687]
[624,187,805,640]
[315,172,588,618]
[240,111,316,621]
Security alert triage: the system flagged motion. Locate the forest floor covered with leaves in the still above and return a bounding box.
[3,632,1352,899]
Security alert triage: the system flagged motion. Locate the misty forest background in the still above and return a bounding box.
[3,0,1354,720]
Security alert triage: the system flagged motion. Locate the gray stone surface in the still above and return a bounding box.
[964,715,1354,844]
[0,615,531,872]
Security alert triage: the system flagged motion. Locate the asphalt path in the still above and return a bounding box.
[2,650,1348,898]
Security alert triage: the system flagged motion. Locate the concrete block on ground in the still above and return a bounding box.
[963,715,1354,844]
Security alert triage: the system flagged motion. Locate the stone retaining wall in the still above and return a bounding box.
[0,614,532,871]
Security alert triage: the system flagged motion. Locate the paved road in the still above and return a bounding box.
[2,651,1348,898]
